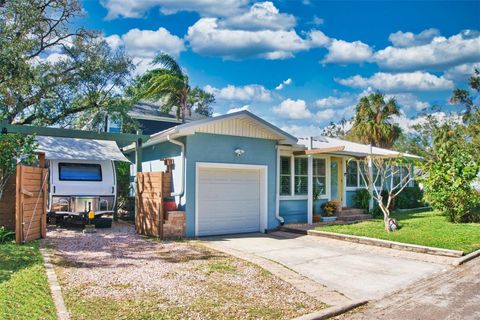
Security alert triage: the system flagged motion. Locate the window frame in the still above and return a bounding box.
[58,163,103,182]
[279,152,329,200]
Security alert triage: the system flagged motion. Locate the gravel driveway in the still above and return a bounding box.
[46,222,326,320]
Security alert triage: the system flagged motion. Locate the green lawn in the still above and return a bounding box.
[0,241,56,320]
[317,210,480,253]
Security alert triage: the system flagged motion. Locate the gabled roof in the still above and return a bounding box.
[144,110,298,147]
[297,136,422,159]
[36,136,130,162]
[129,101,208,123]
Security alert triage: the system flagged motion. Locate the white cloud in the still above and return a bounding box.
[280,124,325,138]
[227,105,250,114]
[315,96,353,108]
[204,84,271,102]
[44,53,71,64]
[220,2,296,31]
[389,93,430,111]
[310,15,324,26]
[272,99,312,119]
[104,28,185,75]
[391,111,461,134]
[120,28,185,58]
[322,39,373,64]
[444,62,480,80]
[374,30,480,70]
[275,78,292,90]
[186,17,324,60]
[315,108,336,122]
[337,71,454,92]
[388,28,441,47]
[100,0,247,20]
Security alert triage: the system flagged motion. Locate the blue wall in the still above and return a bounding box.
[346,190,357,207]
[185,133,278,237]
[279,199,328,223]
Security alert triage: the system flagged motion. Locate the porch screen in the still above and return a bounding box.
[294,158,308,195]
[280,156,291,195]
[313,159,326,195]
[346,161,358,187]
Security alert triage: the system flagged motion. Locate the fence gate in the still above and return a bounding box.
[15,165,48,244]
[136,172,171,237]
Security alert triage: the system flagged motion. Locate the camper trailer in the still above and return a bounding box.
[36,136,130,227]
[48,159,116,226]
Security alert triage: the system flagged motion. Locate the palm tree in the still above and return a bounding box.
[347,92,401,148]
[138,53,191,123]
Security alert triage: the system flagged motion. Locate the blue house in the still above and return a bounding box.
[123,111,418,237]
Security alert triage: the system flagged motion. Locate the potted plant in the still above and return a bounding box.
[320,201,338,222]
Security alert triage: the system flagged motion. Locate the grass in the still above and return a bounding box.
[317,210,480,253]
[0,241,56,320]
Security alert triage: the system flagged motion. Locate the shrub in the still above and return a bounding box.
[321,201,338,217]
[0,226,14,244]
[395,186,425,209]
[353,189,370,212]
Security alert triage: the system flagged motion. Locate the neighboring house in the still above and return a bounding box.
[107,101,208,135]
[123,111,419,237]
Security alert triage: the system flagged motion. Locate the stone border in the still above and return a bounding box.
[304,230,464,258]
[39,247,70,320]
[292,300,368,320]
[454,248,480,265]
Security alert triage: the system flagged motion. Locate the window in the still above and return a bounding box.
[313,158,326,195]
[59,163,102,181]
[372,165,382,187]
[294,157,308,195]
[280,156,291,196]
[346,161,358,187]
[359,161,367,187]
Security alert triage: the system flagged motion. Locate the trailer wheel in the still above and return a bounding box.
[93,217,112,228]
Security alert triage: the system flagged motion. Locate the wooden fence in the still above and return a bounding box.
[0,163,48,244]
[15,165,48,243]
[135,171,171,237]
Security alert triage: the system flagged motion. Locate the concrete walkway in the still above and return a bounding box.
[203,231,451,301]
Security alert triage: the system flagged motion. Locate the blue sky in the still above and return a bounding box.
[78,0,480,136]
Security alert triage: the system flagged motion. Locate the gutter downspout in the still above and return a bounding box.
[167,135,185,198]
[275,145,285,225]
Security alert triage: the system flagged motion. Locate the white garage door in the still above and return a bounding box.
[197,167,261,236]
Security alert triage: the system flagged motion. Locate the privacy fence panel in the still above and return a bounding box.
[15,165,48,244]
[136,172,167,237]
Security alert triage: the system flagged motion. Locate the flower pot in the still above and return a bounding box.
[163,200,177,212]
[321,216,337,222]
[313,215,321,223]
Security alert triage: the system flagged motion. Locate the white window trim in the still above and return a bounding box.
[279,152,330,200]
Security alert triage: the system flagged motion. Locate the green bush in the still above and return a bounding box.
[0,226,14,244]
[395,186,425,209]
[352,189,370,212]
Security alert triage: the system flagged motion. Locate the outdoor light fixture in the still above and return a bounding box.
[234,148,245,157]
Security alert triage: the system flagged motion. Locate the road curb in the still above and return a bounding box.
[454,248,480,265]
[303,230,464,258]
[40,246,70,320]
[292,300,368,320]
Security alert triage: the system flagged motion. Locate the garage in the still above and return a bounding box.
[195,163,267,236]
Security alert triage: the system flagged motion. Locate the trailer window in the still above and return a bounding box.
[59,163,102,181]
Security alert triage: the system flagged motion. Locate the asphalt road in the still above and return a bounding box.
[338,257,480,320]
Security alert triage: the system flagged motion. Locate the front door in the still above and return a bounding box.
[330,157,343,204]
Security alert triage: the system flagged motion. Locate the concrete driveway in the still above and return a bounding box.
[204,231,451,301]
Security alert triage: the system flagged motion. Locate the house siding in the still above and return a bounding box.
[185,133,278,237]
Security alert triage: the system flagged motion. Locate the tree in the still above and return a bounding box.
[0,0,134,128]
[321,118,348,138]
[137,53,214,122]
[358,158,416,231]
[0,134,37,200]
[189,87,215,117]
[347,92,401,148]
